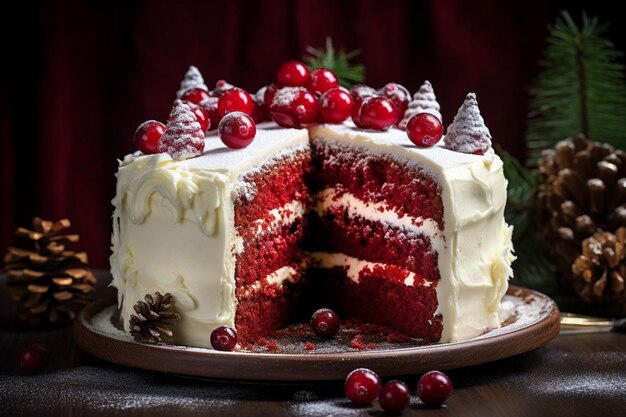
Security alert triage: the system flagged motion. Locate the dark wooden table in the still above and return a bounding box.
[1,271,625,417]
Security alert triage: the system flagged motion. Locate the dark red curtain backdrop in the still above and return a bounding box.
[1,0,624,267]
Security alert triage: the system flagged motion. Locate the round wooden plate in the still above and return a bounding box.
[74,285,560,381]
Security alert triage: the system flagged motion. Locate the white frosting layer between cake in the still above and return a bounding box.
[309,124,515,342]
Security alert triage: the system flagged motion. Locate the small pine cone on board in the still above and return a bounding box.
[129,292,180,344]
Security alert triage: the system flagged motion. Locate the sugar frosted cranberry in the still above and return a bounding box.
[277,60,310,86]
[251,86,268,123]
[210,325,238,351]
[269,87,318,128]
[211,79,234,97]
[319,88,354,123]
[344,368,381,406]
[305,68,339,95]
[181,87,211,105]
[184,103,210,132]
[406,113,443,147]
[417,370,453,406]
[200,97,221,131]
[19,343,50,374]
[134,120,165,154]
[264,83,281,107]
[378,82,411,118]
[218,112,256,149]
[350,84,377,103]
[379,380,411,413]
[358,97,398,131]
[218,87,254,117]
[310,308,340,338]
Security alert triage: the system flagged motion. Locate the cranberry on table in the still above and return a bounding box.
[358,97,398,131]
[378,82,411,117]
[269,87,318,128]
[417,370,453,406]
[218,112,256,149]
[319,88,354,123]
[305,68,339,95]
[310,308,340,338]
[344,368,382,406]
[277,60,310,86]
[19,343,50,374]
[379,380,411,413]
[218,88,254,117]
[185,103,210,132]
[181,87,211,105]
[134,120,165,154]
[406,113,443,147]
[210,325,238,351]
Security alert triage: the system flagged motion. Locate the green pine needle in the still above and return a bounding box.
[526,11,626,166]
[303,37,365,88]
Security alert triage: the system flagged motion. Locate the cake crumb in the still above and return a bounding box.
[305,341,316,351]
[367,343,377,350]
[350,335,366,350]
[257,338,268,347]
[267,340,278,351]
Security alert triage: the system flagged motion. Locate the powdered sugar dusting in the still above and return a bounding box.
[176,65,209,98]
[158,100,205,160]
[444,93,492,154]
[272,87,306,107]
[398,80,442,129]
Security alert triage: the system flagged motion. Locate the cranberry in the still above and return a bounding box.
[210,325,238,351]
[406,113,443,147]
[344,368,381,406]
[319,88,354,123]
[378,82,411,118]
[417,370,453,406]
[379,380,411,413]
[181,87,211,104]
[310,308,340,338]
[185,103,210,132]
[200,97,221,131]
[269,87,318,128]
[19,343,50,374]
[218,87,254,117]
[277,60,310,86]
[218,112,256,149]
[350,84,377,102]
[211,79,234,97]
[305,68,339,95]
[263,83,281,107]
[134,120,165,154]
[358,97,398,131]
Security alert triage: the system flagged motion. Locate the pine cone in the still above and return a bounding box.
[129,292,180,344]
[3,217,96,325]
[572,228,626,309]
[536,134,626,284]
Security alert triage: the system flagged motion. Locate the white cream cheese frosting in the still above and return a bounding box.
[111,122,514,347]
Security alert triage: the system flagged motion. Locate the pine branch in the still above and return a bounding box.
[303,37,365,88]
[526,11,626,166]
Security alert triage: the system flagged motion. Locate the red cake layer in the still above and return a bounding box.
[306,266,443,342]
[311,139,444,229]
[306,208,440,281]
[235,277,304,343]
[235,219,305,286]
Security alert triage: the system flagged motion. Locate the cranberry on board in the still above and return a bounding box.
[210,325,238,351]
[310,308,340,338]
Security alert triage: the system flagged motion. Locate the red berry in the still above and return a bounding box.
[251,87,268,123]
[134,120,165,154]
[406,113,443,147]
[305,68,339,95]
[349,84,377,103]
[417,370,453,406]
[19,343,50,374]
[184,103,210,132]
[378,82,411,119]
[264,83,281,107]
[210,325,238,351]
[200,97,220,131]
[277,60,309,86]
[379,380,411,413]
[310,308,340,338]
[211,79,234,97]
[218,87,253,117]
[319,88,354,124]
[181,87,211,104]
[218,112,256,149]
[269,87,318,128]
[359,97,398,131]
[344,368,381,406]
